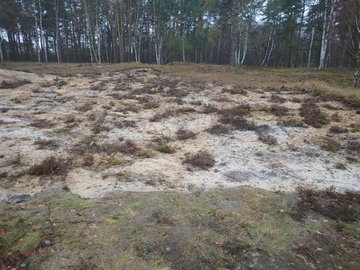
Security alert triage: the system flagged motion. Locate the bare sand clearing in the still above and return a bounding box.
[0,68,359,202]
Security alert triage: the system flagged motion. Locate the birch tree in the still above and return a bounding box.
[0,30,5,63]
[54,0,61,63]
[307,28,315,67]
[319,0,337,70]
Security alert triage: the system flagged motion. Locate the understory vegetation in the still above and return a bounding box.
[1,188,360,270]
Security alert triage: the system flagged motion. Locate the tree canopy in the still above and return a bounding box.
[0,0,358,74]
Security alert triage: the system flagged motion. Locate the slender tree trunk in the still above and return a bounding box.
[153,0,162,65]
[115,0,124,62]
[182,33,186,62]
[266,30,276,66]
[83,0,97,63]
[96,6,101,64]
[295,0,306,67]
[38,0,48,63]
[229,0,240,68]
[319,0,335,70]
[230,24,237,68]
[16,32,23,59]
[217,34,221,64]
[0,36,4,63]
[33,4,41,63]
[54,0,61,63]
[307,28,315,68]
[353,66,360,88]
[352,43,360,87]
[241,23,250,65]
[287,11,295,68]
[319,0,328,70]
[235,40,241,66]
[262,28,275,66]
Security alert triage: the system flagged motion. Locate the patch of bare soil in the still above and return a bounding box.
[1,67,360,201]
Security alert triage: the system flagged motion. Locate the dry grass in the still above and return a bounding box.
[4,61,359,105]
[292,80,360,105]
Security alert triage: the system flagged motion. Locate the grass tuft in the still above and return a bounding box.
[60,193,99,211]
[157,144,175,154]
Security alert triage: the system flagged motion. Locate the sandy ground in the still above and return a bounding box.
[0,68,359,202]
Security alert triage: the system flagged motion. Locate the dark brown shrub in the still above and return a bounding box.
[300,102,329,128]
[183,151,215,169]
[329,126,348,134]
[218,104,251,117]
[150,110,175,122]
[34,138,58,149]
[280,119,305,127]
[270,105,289,116]
[200,105,218,114]
[27,157,63,175]
[143,101,160,109]
[291,188,360,222]
[320,138,341,153]
[222,88,248,95]
[270,94,286,103]
[119,140,141,155]
[347,141,360,154]
[0,80,30,89]
[176,129,196,140]
[165,88,189,98]
[206,124,229,135]
[176,107,197,114]
[220,115,257,131]
[256,125,277,145]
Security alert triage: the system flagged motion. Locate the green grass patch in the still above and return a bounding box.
[157,144,175,154]
[1,187,360,270]
[59,193,99,211]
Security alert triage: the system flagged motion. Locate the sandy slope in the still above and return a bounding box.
[0,68,359,201]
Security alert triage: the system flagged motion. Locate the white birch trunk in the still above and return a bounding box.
[96,9,101,64]
[307,28,315,68]
[84,0,97,63]
[54,0,60,63]
[261,30,272,66]
[352,42,360,87]
[33,2,41,63]
[266,31,276,66]
[0,35,4,63]
[182,34,186,62]
[319,0,335,70]
[241,23,250,65]
[38,0,48,63]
